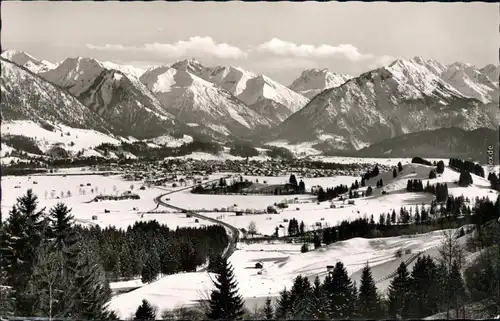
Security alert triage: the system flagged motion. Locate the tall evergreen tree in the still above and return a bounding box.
[206,256,244,320]
[387,262,411,319]
[446,260,467,318]
[358,263,381,319]
[134,299,156,320]
[263,297,274,320]
[323,261,357,319]
[0,190,47,316]
[306,275,327,319]
[288,275,312,319]
[275,288,290,319]
[141,247,161,283]
[436,160,445,174]
[71,246,114,320]
[48,203,80,315]
[408,256,440,318]
[398,162,403,172]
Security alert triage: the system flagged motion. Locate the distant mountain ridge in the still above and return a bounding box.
[139,64,273,138]
[352,127,498,163]
[269,57,499,152]
[39,57,178,139]
[1,57,111,134]
[1,49,498,159]
[170,59,310,124]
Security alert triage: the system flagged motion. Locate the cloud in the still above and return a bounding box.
[255,38,390,63]
[86,36,247,60]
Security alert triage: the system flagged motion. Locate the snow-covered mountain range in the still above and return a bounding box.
[39,57,178,139]
[170,59,310,124]
[1,50,57,73]
[139,64,272,137]
[1,50,498,158]
[270,57,499,152]
[1,57,111,133]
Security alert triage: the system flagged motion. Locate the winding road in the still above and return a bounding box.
[151,176,240,263]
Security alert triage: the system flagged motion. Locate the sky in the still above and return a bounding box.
[2,1,498,84]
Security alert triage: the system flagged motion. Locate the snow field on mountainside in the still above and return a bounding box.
[2,120,121,153]
[108,229,458,319]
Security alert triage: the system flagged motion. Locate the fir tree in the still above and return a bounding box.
[289,275,312,319]
[1,190,47,316]
[289,174,298,187]
[141,248,161,283]
[263,297,274,320]
[398,162,403,172]
[393,168,398,178]
[323,261,357,319]
[71,246,114,320]
[387,262,411,319]
[313,233,321,249]
[134,299,156,320]
[206,257,245,320]
[358,263,381,319]
[298,180,306,193]
[436,160,445,174]
[446,260,467,318]
[275,288,291,319]
[309,276,327,319]
[408,256,440,318]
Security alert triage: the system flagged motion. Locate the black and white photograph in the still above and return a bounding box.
[0,1,499,320]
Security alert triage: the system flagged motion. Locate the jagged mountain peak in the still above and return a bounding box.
[1,49,57,73]
[269,56,497,153]
[289,68,352,99]
[1,57,111,133]
[480,64,500,83]
[140,65,272,138]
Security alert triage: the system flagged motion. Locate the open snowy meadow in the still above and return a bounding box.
[3,162,497,320]
[1,171,226,229]
[108,228,467,318]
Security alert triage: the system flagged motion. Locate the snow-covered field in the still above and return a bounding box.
[307,156,448,166]
[0,173,221,230]
[108,229,459,318]
[164,164,496,237]
[3,162,497,319]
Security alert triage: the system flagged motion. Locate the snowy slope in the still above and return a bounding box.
[2,120,121,155]
[40,57,178,139]
[1,50,57,73]
[288,68,352,99]
[480,64,500,85]
[171,59,309,124]
[270,57,498,152]
[1,58,111,133]
[440,62,498,104]
[101,61,147,79]
[140,65,272,138]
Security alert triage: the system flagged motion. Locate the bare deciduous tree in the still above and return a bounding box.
[248,221,258,238]
[438,229,467,318]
